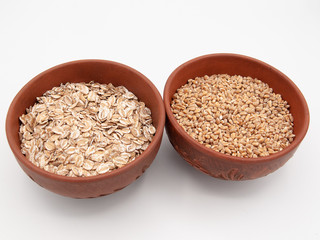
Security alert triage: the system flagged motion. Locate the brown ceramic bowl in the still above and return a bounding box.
[164,53,309,180]
[6,59,165,198]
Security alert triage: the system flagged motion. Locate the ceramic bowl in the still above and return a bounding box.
[6,59,165,198]
[164,53,309,180]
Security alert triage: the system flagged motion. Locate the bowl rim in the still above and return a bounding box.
[164,53,310,164]
[6,59,166,182]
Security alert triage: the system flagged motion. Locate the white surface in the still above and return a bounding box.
[1,0,319,239]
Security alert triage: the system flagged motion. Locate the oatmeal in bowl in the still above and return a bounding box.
[6,60,165,198]
[19,82,156,177]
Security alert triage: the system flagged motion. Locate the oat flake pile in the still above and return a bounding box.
[19,82,156,177]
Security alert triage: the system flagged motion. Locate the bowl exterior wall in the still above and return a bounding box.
[15,138,161,198]
[166,119,296,180]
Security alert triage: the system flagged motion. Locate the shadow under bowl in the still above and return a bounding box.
[164,53,309,180]
[6,59,165,198]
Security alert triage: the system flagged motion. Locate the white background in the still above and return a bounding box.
[1,0,319,239]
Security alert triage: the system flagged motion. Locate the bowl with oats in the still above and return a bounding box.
[164,53,309,180]
[6,59,165,198]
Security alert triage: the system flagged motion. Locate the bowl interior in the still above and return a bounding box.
[7,60,164,176]
[165,54,309,149]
